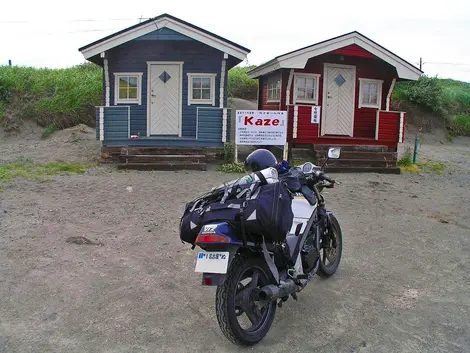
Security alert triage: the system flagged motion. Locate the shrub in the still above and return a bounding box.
[228,66,258,100]
[393,76,446,116]
[448,115,470,136]
[0,63,102,129]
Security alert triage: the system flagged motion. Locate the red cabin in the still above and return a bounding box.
[248,32,422,171]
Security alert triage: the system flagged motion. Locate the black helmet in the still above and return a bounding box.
[244,149,277,172]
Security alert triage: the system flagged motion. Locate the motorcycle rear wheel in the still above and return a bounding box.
[215,253,277,346]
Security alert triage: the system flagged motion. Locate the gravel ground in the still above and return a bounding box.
[1,123,469,353]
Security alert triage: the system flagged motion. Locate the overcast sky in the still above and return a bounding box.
[2,0,469,81]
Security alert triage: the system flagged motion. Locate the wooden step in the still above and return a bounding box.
[324,166,401,174]
[120,146,215,155]
[314,145,390,152]
[117,162,207,171]
[323,159,397,168]
[316,151,397,160]
[118,154,207,163]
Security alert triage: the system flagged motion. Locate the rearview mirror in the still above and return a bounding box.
[328,147,341,159]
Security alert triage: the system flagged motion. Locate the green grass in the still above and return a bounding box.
[216,162,245,173]
[0,63,102,128]
[448,115,470,136]
[0,157,97,189]
[397,154,413,167]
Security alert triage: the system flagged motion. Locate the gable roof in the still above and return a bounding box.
[247,31,422,80]
[78,13,250,61]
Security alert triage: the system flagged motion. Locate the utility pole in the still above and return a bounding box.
[419,57,422,70]
[8,59,12,67]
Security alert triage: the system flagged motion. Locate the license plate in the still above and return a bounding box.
[195,251,229,274]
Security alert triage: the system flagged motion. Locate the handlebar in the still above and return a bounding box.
[314,170,336,184]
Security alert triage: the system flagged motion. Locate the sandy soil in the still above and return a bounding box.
[0,121,469,353]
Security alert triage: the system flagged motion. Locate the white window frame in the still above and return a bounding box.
[114,72,143,105]
[358,78,384,109]
[266,75,281,103]
[187,73,217,106]
[293,73,321,105]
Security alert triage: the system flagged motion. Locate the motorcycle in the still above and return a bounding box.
[190,147,343,346]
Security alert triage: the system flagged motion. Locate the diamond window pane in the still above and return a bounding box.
[334,74,346,86]
[201,89,211,99]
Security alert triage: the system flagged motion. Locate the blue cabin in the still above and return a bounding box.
[78,14,250,149]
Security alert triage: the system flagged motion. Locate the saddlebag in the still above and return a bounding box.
[179,174,294,244]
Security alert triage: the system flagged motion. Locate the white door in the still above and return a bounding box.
[148,63,182,135]
[322,64,356,136]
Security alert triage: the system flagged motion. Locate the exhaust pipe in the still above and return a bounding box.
[258,279,299,302]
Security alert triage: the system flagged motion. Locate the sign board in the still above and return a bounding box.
[235,110,287,145]
[311,106,321,124]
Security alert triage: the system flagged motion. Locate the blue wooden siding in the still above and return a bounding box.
[103,106,129,140]
[102,107,230,147]
[107,40,225,140]
[135,28,192,41]
[197,108,223,143]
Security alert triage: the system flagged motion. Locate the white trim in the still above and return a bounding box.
[103,55,110,106]
[386,78,396,111]
[375,109,380,140]
[127,106,131,139]
[222,108,228,142]
[293,73,321,105]
[99,107,104,141]
[146,61,183,137]
[187,73,217,106]
[293,105,299,138]
[219,59,226,108]
[399,112,405,143]
[247,32,421,80]
[285,69,294,106]
[321,63,356,137]
[80,16,249,61]
[196,107,199,140]
[113,72,143,105]
[358,78,383,109]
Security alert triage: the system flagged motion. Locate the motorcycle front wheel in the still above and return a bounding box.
[215,253,276,346]
[317,213,343,277]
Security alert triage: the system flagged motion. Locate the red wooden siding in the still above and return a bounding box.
[287,105,319,142]
[278,53,399,146]
[378,111,401,144]
[330,44,376,59]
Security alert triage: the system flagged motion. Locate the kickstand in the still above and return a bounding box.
[291,293,298,301]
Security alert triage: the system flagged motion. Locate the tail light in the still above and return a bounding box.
[195,234,230,243]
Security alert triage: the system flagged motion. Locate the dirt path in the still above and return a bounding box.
[1,123,469,353]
